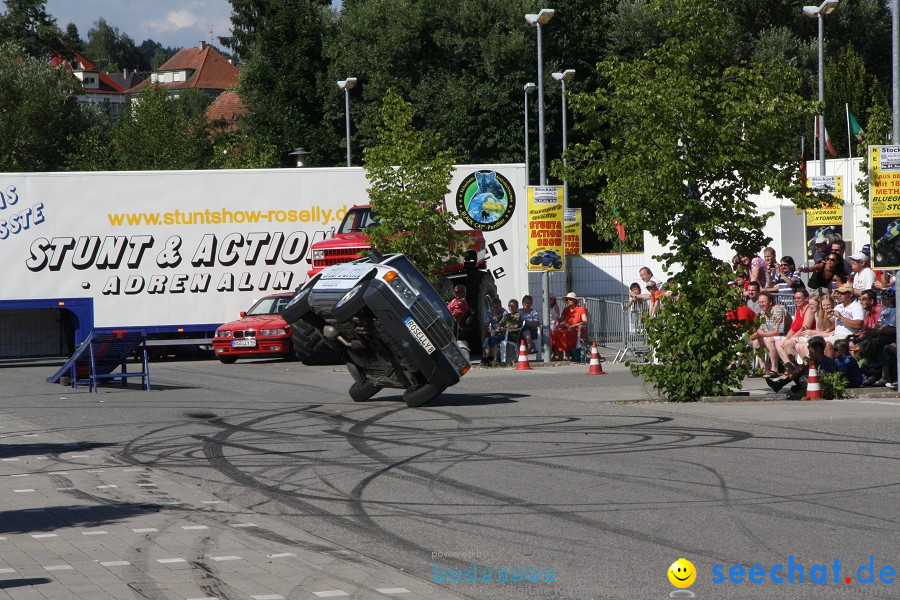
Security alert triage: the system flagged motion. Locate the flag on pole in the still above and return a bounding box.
[799,136,807,187]
[847,108,864,142]
[815,115,838,156]
[613,220,626,242]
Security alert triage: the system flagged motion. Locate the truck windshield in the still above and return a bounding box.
[246,296,291,315]
[338,208,380,234]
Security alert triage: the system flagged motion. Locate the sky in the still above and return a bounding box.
[44,0,234,50]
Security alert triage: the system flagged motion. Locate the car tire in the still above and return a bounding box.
[349,380,382,402]
[403,382,442,408]
[218,356,237,364]
[291,320,342,365]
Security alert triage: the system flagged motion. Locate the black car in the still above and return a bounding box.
[281,252,471,407]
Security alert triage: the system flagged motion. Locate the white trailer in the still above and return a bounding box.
[0,165,527,358]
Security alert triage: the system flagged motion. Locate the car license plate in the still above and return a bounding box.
[232,339,256,348]
[404,317,435,354]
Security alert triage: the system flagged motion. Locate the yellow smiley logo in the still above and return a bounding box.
[668,558,696,588]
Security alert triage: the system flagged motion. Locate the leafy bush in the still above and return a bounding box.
[818,371,847,400]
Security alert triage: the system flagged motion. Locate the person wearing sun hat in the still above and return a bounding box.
[550,292,588,361]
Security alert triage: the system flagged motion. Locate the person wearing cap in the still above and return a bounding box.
[825,282,864,357]
[551,292,588,361]
[831,239,853,279]
[799,236,831,274]
[849,251,876,296]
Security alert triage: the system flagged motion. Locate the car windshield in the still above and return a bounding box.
[245,296,291,316]
[338,207,380,234]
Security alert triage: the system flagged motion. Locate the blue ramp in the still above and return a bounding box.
[47,329,150,392]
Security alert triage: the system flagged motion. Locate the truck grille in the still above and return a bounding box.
[233,330,257,339]
[314,247,369,269]
[410,299,453,348]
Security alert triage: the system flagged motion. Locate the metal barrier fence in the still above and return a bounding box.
[583,292,804,364]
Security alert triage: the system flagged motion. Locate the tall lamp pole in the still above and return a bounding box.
[337,78,357,167]
[526,8,555,363]
[803,1,839,176]
[552,69,575,209]
[524,82,536,185]
[894,0,899,143]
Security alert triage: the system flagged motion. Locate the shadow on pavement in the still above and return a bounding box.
[0,502,164,535]
[0,441,117,460]
[0,578,52,589]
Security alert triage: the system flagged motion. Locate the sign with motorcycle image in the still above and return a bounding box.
[527,186,564,271]
[804,175,843,261]
[869,145,900,269]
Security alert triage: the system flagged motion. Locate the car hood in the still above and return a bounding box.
[217,314,287,331]
[312,233,370,248]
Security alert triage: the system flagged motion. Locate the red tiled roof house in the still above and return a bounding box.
[127,41,238,100]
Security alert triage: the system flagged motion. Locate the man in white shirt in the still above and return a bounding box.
[826,283,864,357]
[849,252,876,296]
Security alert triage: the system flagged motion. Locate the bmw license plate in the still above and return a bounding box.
[232,339,256,348]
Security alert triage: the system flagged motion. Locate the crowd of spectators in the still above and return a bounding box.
[729,241,897,394]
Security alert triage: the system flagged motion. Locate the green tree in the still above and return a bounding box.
[824,46,872,159]
[363,89,460,278]
[226,0,338,166]
[0,0,64,58]
[566,0,819,401]
[210,132,281,169]
[0,41,84,171]
[61,22,84,53]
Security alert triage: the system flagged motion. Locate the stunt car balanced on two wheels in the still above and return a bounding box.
[280,252,471,408]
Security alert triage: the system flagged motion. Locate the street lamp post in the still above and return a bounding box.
[524,82,536,185]
[803,1,839,176]
[525,8,555,364]
[337,78,358,167]
[552,69,575,209]
[525,9,555,186]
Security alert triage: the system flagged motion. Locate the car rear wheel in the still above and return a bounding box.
[403,382,442,408]
[218,356,237,364]
[349,380,382,402]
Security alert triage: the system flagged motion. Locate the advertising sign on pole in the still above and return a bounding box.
[526,186,564,271]
[804,175,843,261]
[564,208,582,255]
[869,146,900,269]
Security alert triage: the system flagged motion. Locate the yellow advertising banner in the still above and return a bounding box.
[527,186,564,271]
[564,208,582,255]
[869,145,900,268]
[803,176,844,261]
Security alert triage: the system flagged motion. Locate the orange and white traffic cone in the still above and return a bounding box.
[587,342,604,375]
[805,359,822,400]
[516,340,532,371]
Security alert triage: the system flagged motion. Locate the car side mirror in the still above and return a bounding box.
[240,311,246,318]
[326,226,336,239]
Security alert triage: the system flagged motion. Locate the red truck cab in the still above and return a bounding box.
[308,205,487,278]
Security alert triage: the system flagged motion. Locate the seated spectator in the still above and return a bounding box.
[775,288,813,369]
[446,284,470,329]
[849,252,876,297]
[551,292,588,361]
[744,281,762,314]
[794,294,836,363]
[877,342,898,389]
[857,289,896,384]
[832,338,865,387]
[481,297,506,365]
[519,295,541,353]
[750,292,786,377]
[825,283,864,357]
[498,299,523,348]
[766,336,837,393]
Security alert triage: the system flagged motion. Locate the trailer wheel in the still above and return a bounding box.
[218,356,237,364]
[403,382,442,407]
[349,380,382,402]
[291,320,342,365]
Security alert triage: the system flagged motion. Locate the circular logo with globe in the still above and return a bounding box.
[455,170,516,231]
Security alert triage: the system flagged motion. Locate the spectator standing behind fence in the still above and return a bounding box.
[636,267,659,298]
[750,292,786,377]
[551,292,588,361]
[764,256,802,294]
[626,283,646,329]
[808,253,846,290]
[849,252,876,296]
[519,295,540,354]
[739,253,767,284]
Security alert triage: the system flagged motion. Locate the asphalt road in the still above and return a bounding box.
[2,358,898,599]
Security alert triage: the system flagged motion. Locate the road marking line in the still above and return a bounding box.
[832,399,900,406]
[210,556,241,561]
[229,523,256,528]
[44,565,73,571]
[0,568,16,574]
[10,474,29,477]
[100,561,130,567]
[35,456,48,460]
[250,596,284,600]
[313,592,349,598]
[1,458,20,462]
[267,553,295,558]
[96,484,117,489]
[47,471,68,475]
[68,454,90,458]
[82,530,109,535]
[56,487,76,491]
[157,558,186,564]
[132,528,158,533]
[13,488,34,493]
[376,589,411,595]
[32,534,58,539]
[182,525,209,530]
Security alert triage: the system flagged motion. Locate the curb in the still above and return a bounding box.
[702,388,900,403]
